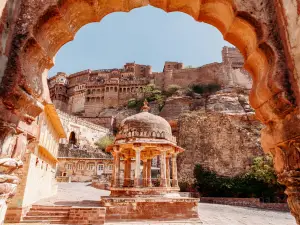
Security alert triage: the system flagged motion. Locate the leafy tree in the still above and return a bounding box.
[246,155,277,184]
[95,135,114,150]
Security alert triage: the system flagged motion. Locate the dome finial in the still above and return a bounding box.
[141,99,150,112]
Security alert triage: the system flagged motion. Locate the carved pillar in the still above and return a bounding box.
[160,151,167,187]
[112,148,120,188]
[166,156,170,187]
[134,147,142,187]
[123,158,131,187]
[147,158,152,187]
[142,160,147,187]
[172,153,178,188]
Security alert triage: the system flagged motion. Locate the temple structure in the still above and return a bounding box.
[101,101,199,221]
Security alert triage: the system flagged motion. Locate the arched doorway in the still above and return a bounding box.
[1,0,300,224]
[69,131,77,145]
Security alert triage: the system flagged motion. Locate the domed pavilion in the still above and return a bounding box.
[101,101,200,222]
[106,100,184,196]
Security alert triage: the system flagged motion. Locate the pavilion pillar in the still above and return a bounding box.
[123,158,131,187]
[147,158,152,187]
[166,156,170,187]
[142,160,147,187]
[160,151,167,187]
[134,147,142,187]
[113,149,120,188]
[172,153,178,188]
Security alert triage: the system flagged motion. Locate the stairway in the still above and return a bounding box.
[22,205,71,224]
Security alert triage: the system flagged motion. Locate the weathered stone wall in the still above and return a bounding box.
[57,110,109,147]
[176,90,263,183]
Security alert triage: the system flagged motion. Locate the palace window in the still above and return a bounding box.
[108,164,113,171]
[87,163,95,171]
[98,164,104,171]
[77,163,84,170]
[66,164,72,170]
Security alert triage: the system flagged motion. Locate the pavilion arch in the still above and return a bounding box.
[1,0,300,223]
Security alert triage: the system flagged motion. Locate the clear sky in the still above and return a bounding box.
[48,6,232,77]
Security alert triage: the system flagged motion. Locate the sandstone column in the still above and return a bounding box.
[134,148,142,187]
[172,153,178,188]
[160,151,167,187]
[147,158,152,187]
[113,148,120,188]
[142,160,147,187]
[123,158,131,187]
[166,156,170,187]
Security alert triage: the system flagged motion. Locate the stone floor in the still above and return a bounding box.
[5,182,297,225]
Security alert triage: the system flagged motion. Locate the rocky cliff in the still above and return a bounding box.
[172,88,264,184]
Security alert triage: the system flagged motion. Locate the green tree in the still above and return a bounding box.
[246,155,277,184]
[95,135,114,150]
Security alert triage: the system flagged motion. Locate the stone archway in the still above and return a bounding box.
[0,0,300,224]
[69,131,77,145]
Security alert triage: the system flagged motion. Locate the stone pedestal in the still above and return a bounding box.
[100,196,200,222]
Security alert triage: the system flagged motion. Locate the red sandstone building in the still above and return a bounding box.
[48,47,251,129]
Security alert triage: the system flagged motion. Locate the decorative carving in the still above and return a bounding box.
[268,137,300,224]
[278,170,300,225]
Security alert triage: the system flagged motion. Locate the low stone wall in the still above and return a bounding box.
[68,207,106,225]
[91,180,110,190]
[200,197,289,211]
[56,176,71,182]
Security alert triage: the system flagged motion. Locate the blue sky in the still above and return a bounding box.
[49,6,231,77]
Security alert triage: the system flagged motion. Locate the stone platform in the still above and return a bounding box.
[110,187,180,197]
[100,196,200,222]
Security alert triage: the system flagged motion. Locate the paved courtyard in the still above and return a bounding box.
[16,183,297,225]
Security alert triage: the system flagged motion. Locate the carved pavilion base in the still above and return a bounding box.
[100,196,200,222]
[109,187,180,197]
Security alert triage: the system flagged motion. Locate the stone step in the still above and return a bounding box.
[30,207,71,212]
[27,211,69,216]
[31,205,71,210]
[23,215,68,221]
[20,219,68,224]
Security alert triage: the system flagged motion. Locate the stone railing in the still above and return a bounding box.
[200,197,290,212]
[116,130,176,143]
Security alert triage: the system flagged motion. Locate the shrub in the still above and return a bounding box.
[191,83,221,95]
[95,135,114,150]
[127,98,137,108]
[165,84,181,97]
[193,156,286,202]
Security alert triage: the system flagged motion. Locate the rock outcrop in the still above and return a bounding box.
[172,88,263,184]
